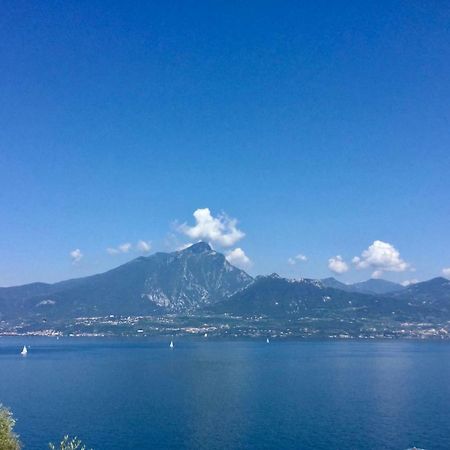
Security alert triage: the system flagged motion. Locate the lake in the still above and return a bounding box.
[1,338,449,449]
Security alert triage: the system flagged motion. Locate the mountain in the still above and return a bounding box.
[349,279,404,295]
[211,274,384,318]
[389,277,450,310]
[320,277,403,295]
[320,277,351,291]
[1,246,449,328]
[211,274,449,321]
[0,242,253,320]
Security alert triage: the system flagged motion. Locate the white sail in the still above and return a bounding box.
[204,333,208,338]
[169,340,174,349]
[266,338,270,344]
[20,345,28,355]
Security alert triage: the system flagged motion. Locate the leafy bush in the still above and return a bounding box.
[0,404,21,450]
[49,436,92,450]
[1,404,92,450]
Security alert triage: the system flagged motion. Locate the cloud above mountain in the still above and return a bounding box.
[70,248,83,264]
[107,244,130,255]
[352,240,409,278]
[443,267,450,279]
[401,279,419,286]
[328,255,348,274]
[178,208,245,247]
[288,254,308,265]
[226,247,252,269]
[136,240,152,253]
[107,240,152,255]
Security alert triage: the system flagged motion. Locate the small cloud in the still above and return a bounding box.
[353,240,410,278]
[107,243,131,255]
[178,208,245,247]
[371,270,383,279]
[288,254,307,265]
[226,247,252,269]
[401,279,419,287]
[107,241,149,255]
[70,248,83,264]
[328,255,349,274]
[136,240,152,253]
[118,243,132,253]
[442,267,450,279]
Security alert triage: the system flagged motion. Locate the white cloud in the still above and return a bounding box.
[118,243,132,253]
[107,243,131,255]
[178,208,245,247]
[401,279,419,287]
[70,248,83,264]
[226,247,252,269]
[107,241,150,255]
[371,270,383,279]
[288,254,308,265]
[442,267,450,279]
[136,240,152,253]
[352,240,409,278]
[328,255,349,274]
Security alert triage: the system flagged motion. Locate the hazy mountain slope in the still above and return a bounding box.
[211,274,449,321]
[1,247,449,325]
[350,278,404,295]
[389,277,450,309]
[211,274,379,318]
[0,242,253,319]
[320,277,352,291]
[320,277,404,295]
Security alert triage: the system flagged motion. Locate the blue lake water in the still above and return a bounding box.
[0,338,449,450]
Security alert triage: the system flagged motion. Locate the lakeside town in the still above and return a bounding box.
[1,314,449,340]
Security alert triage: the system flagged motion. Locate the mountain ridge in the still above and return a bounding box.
[320,277,404,294]
[211,274,450,321]
[1,243,449,326]
[0,242,253,319]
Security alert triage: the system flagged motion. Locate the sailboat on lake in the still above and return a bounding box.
[20,345,28,356]
[169,339,174,349]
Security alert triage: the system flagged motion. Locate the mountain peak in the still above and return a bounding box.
[268,273,281,279]
[181,242,212,254]
[413,277,449,287]
[431,277,449,283]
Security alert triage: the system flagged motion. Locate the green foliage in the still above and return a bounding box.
[49,435,92,450]
[0,404,21,450]
[1,404,92,450]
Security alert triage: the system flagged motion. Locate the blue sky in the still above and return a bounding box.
[1,1,449,286]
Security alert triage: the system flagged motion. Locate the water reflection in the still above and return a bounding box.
[0,338,449,449]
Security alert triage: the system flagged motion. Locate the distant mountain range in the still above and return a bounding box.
[0,242,252,320]
[320,277,404,294]
[211,273,450,321]
[1,242,450,325]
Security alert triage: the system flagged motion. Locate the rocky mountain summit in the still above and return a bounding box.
[0,242,253,319]
[1,243,449,326]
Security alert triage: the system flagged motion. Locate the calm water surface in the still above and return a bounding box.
[0,338,449,450]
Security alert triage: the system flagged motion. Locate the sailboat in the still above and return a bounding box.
[20,345,28,356]
[204,333,208,338]
[169,339,174,349]
[266,338,270,344]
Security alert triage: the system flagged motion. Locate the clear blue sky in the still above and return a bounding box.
[1,1,449,286]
